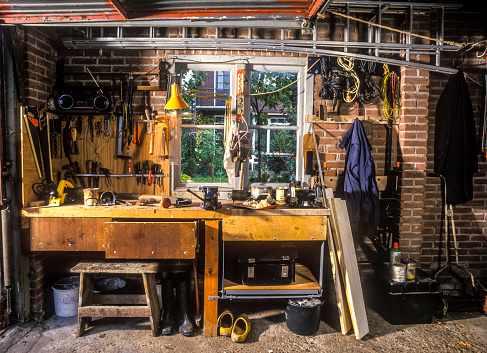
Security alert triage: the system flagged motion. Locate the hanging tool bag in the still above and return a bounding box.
[238,247,298,286]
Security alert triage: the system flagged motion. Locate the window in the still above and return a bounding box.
[170,57,309,191]
[249,70,298,183]
[180,69,230,184]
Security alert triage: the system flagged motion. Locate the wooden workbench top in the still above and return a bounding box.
[21,201,331,218]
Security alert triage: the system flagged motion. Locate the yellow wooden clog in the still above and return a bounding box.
[217,310,234,337]
[231,313,251,343]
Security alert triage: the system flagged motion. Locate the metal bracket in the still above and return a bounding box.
[208,296,220,301]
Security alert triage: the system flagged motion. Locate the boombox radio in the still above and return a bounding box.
[49,92,111,113]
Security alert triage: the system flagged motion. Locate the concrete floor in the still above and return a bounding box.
[1,301,486,353]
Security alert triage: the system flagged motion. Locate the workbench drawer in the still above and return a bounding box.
[223,216,327,241]
[29,218,110,251]
[105,221,198,259]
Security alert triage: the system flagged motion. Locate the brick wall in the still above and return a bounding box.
[24,28,57,107]
[397,68,430,263]
[28,253,50,319]
[58,48,167,115]
[23,27,57,320]
[422,80,487,295]
[420,8,487,294]
[21,8,486,316]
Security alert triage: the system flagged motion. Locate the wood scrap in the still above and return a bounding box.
[302,133,315,161]
[325,188,369,339]
[327,217,353,334]
[334,198,369,339]
[22,111,43,178]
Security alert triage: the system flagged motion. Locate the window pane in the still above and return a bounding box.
[249,129,296,183]
[180,69,230,183]
[181,70,230,113]
[181,128,228,183]
[250,70,298,183]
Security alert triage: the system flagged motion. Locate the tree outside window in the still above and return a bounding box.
[250,71,298,183]
[180,70,229,183]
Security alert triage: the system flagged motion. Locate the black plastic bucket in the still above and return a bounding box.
[285,298,322,336]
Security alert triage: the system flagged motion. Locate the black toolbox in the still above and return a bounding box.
[376,269,439,325]
[238,247,298,286]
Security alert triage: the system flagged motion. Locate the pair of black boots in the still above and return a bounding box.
[161,271,195,336]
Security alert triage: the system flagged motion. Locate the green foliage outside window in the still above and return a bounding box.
[250,71,298,183]
[180,70,228,183]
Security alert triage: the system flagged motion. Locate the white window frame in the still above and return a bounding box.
[167,55,313,193]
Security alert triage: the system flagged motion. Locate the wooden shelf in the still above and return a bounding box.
[223,264,320,292]
[306,114,398,125]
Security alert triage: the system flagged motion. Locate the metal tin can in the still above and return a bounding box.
[276,187,288,202]
[402,259,416,280]
[391,263,406,282]
[83,188,99,206]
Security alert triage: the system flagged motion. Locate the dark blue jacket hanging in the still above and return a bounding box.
[339,118,380,235]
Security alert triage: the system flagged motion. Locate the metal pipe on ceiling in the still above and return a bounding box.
[0,2,106,7]
[0,9,112,14]
[63,36,460,52]
[63,39,458,73]
[10,19,304,29]
[329,0,461,10]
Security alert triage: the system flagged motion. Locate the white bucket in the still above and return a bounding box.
[52,276,79,317]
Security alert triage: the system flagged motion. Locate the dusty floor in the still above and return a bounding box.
[1,301,486,353]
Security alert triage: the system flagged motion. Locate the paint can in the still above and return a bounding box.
[276,187,287,203]
[402,259,416,280]
[391,263,406,282]
[83,188,99,206]
[251,187,270,199]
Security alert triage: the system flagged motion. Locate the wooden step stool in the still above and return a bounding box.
[70,261,160,337]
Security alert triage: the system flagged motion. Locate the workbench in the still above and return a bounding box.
[21,202,330,337]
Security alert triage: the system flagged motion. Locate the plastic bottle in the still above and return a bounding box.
[389,242,402,268]
[127,152,132,173]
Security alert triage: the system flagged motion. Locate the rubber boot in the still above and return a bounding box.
[161,272,175,335]
[176,271,195,336]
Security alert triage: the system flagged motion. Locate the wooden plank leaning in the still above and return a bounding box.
[335,197,369,339]
[325,188,369,339]
[326,214,353,335]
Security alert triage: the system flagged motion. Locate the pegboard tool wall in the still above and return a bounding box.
[21,112,170,206]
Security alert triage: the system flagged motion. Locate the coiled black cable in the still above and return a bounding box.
[32,178,57,199]
[318,56,349,114]
[357,60,380,104]
[319,56,333,100]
